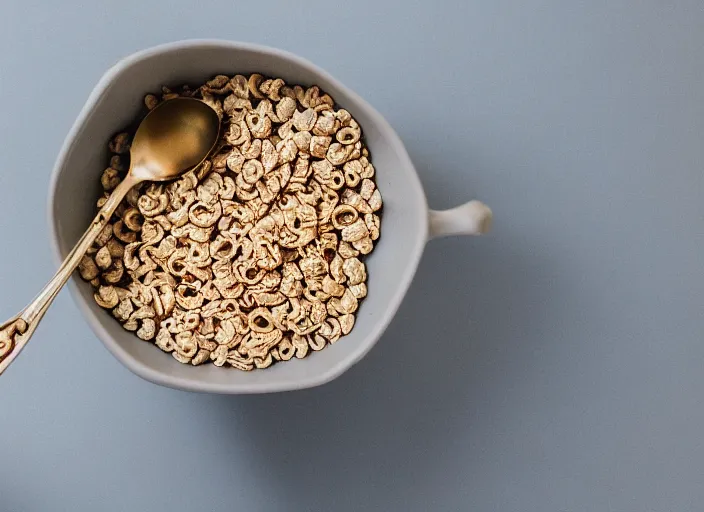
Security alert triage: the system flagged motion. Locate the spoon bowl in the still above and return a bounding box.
[130,98,221,181]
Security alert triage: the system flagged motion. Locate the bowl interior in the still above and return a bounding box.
[50,42,427,393]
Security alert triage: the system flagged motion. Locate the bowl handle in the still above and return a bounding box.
[428,200,493,240]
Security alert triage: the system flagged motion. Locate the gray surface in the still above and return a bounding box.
[0,0,702,510]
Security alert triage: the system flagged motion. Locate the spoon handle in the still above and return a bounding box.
[0,174,140,375]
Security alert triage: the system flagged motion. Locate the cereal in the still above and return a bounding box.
[81,74,382,370]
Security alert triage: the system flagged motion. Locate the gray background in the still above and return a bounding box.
[1,1,702,510]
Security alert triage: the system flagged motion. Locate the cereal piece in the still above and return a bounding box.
[211,345,229,366]
[327,143,352,166]
[292,334,309,359]
[260,78,285,101]
[342,189,372,214]
[161,86,179,101]
[204,75,230,93]
[336,126,360,145]
[173,332,198,360]
[319,318,341,343]
[246,110,272,139]
[94,286,119,309]
[365,213,380,241]
[309,334,327,351]
[313,111,336,136]
[137,318,157,341]
[292,108,317,132]
[309,135,331,159]
[348,283,367,300]
[322,275,345,297]
[109,132,130,154]
[248,73,265,99]
[339,314,355,335]
[78,255,99,281]
[353,237,374,255]
[331,205,359,231]
[113,299,134,322]
[155,328,174,352]
[342,258,366,285]
[95,246,112,270]
[359,178,376,201]
[368,189,383,211]
[144,94,159,110]
[192,349,211,366]
[292,131,312,154]
[113,220,137,243]
[254,353,273,369]
[101,167,121,191]
[341,218,369,243]
[138,189,168,218]
[189,201,222,228]
[103,260,125,284]
[360,160,375,180]
[230,75,249,99]
[276,97,297,121]
[344,165,361,188]
[94,223,113,248]
[277,336,295,361]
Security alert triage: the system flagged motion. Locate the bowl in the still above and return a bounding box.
[48,40,492,394]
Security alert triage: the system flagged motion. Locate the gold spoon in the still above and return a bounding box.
[0,97,221,374]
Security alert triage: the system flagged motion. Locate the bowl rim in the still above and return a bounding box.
[47,39,429,393]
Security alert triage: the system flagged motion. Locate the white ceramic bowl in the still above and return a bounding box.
[48,40,492,394]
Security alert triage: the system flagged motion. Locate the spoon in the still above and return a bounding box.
[0,97,221,374]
